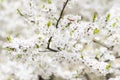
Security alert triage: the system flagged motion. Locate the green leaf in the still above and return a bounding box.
[92,12,97,22]
[70,30,75,36]
[112,23,116,27]
[42,4,45,9]
[81,55,84,59]
[48,0,52,4]
[35,44,40,48]
[47,21,51,28]
[95,54,99,60]
[93,28,100,34]
[106,13,110,22]
[65,23,71,28]
[80,48,84,52]
[17,9,24,16]
[38,37,42,40]
[73,44,76,48]
[106,63,111,70]
[17,54,22,58]
[6,36,12,42]
[5,47,16,51]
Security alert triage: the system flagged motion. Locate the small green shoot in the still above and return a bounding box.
[38,37,42,40]
[47,21,51,28]
[81,55,84,59]
[95,54,99,60]
[92,12,97,22]
[17,9,24,16]
[42,4,45,9]
[93,28,100,34]
[105,13,110,22]
[65,23,71,28]
[5,47,16,51]
[106,63,111,70]
[112,23,116,27]
[48,0,52,4]
[6,36,12,42]
[17,54,22,58]
[70,30,75,36]
[35,44,40,48]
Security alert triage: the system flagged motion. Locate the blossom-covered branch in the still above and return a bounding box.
[47,36,59,52]
[56,0,69,28]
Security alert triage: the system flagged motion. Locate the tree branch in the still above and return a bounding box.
[47,36,59,52]
[56,0,69,28]
[93,39,114,51]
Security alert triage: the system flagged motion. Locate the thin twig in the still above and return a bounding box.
[47,36,52,49]
[38,50,56,52]
[47,36,59,52]
[56,0,69,28]
[93,39,114,51]
[17,9,24,16]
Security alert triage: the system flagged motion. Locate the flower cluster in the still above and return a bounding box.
[1,0,120,80]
